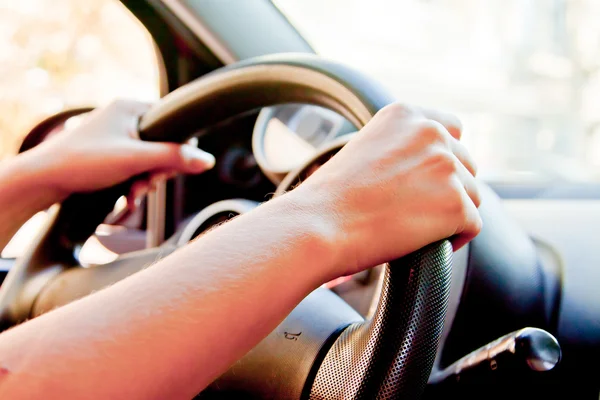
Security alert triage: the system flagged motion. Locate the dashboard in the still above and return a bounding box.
[176,104,355,238]
[175,105,378,312]
[176,104,473,370]
[251,104,353,184]
[179,104,586,395]
[10,102,600,396]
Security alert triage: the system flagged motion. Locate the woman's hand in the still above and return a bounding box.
[290,102,482,277]
[29,99,215,200]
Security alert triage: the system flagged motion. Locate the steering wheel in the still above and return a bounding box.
[0,53,452,399]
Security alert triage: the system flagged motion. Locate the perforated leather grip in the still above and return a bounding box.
[308,240,453,400]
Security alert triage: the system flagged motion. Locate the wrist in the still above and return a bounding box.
[4,148,69,206]
[278,187,347,283]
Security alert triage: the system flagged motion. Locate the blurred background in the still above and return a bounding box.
[1,0,600,184]
[274,0,600,183]
[0,0,160,259]
[0,0,159,159]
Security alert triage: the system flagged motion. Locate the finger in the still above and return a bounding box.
[449,138,477,177]
[416,106,463,140]
[417,118,476,177]
[120,101,152,140]
[453,158,481,207]
[451,190,483,251]
[110,98,152,117]
[127,179,151,207]
[130,142,216,176]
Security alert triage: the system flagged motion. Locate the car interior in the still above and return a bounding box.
[1,0,599,398]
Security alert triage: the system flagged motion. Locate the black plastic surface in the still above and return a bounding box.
[430,327,561,386]
[440,185,558,368]
[199,288,362,399]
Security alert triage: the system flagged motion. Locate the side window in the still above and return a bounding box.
[0,0,161,260]
[0,0,161,158]
[274,0,600,183]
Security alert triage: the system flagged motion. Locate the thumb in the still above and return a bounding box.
[132,142,216,175]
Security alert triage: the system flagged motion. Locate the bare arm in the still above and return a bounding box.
[0,191,335,399]
[0,103,481,399]
[0,151,65,251]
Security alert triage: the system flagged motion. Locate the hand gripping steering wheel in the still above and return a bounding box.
[0,54,452,399]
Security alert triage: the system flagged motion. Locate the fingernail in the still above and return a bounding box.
[180,144,216,171]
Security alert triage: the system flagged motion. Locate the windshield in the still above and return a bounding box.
[273,0,600,183]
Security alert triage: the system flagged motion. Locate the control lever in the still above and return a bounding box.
[429,327,561,386]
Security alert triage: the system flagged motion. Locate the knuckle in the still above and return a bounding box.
[426,149,457,174]
[440,178,468,218]
[470,214,484,234]
[447,189,483,238]
[471,160,479,176]
[418,120,449,144]
[448,188,467,216]
[446,115,463,139]
[456,146,478,177]
[378,102,417,120]
[472,185,482,208]
[460,213,483,240]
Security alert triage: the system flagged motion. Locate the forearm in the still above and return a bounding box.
[0,150,66,251]
[0,191,340,399]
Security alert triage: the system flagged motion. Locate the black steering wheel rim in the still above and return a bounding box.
[0,53,452,399]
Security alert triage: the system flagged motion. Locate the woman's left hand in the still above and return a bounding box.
[29,99,215,199]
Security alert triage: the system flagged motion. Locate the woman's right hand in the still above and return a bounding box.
[291,102,482,278]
